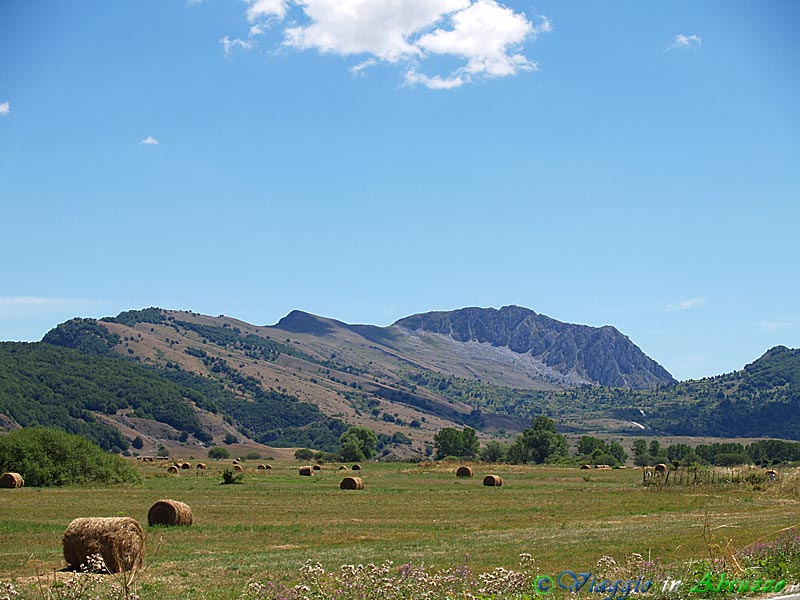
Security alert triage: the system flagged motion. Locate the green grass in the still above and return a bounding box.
[0,462,798,599]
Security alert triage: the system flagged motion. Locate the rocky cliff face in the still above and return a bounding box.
[394,305,674,389]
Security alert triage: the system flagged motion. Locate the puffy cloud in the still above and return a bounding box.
[416,1,546,78]
[140,135,160,145]
[221,35,255,55]
[226,0,548,88]
[0,101,10,116]
[247,0,288,21]
[666,34,702,52]
[284,0,470,62]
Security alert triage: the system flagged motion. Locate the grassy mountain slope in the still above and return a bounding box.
[4,306,798,457]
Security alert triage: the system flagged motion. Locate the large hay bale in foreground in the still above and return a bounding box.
[456,466,473,478]
[0,472,24,488]
[340,476,364,490]
[167,466,178,475]
[483,474,503,487]
[62,517,143,573]
[147,499,193,527]
[299,466,314,476]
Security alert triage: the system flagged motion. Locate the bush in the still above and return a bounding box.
[0,427,141,487]
[208,447,230,460]
[294,448,315,461]
[221,468,244,485]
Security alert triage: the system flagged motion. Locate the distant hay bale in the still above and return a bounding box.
[299,466,314,476]
[233,464,244,473]
[456,466,473,478]
[196,463,206,470]
[340,476,364,490]
[483,474,503,487]
[62,517,144,574]
[655,463,668,475]
[147,499,193,527]
[338,466,347,471]
[257,464,266,470]
[167,466,179,475]
[264,464,272,470]
[580,464,591,470]
[352,464,361,471]
[766,469,777,481]
[180,462,191,470]
[313,464,321,471]
[0,472,24,488]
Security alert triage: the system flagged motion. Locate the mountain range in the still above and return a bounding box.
[1,305,798,457]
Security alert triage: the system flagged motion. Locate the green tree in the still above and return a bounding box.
[523,416,567,464]
[479,440,507,463]
[632,439,649,466]
[0,427,140,487]
[208,446,230,460]
[607,441,628,464]
[433,427,479,459]
[339,426,378,461]
[577,436,606,456]
[131,436,144,450]
[648,440,661,457]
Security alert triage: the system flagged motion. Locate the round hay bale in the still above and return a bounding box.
[257,464,266,470]
[196,463,206,470]
[483,474,503,487]
[338,465,347,471]
[264,464,272,470]
[147,499,193,527]
[580,464,591,470]
[340,476,364,490]
[456,466,473,478]
[167,465,179,475]
[233,464,244,473]
[655,463,668,475]
[62,517,143,573]
[180,462,191,470]
[351,464,361,471]
[313,464,321,471]
[299,466,314,476]
[0,472,24,488]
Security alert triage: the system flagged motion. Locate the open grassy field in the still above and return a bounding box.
[1,461,799,599]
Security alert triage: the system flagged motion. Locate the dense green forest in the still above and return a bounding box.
[0,341,345,452]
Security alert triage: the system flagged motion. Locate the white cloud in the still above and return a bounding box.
[666,34,702,53]
[221,35,256,55]
[416,1,545,78]
[226,0,548,88]
[666,297,707,311]
[405,69,466,90]
[247,0,288,21]
[0,101,10,116]
[140,135,160,145]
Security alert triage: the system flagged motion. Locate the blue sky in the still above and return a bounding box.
[1,1,798,381]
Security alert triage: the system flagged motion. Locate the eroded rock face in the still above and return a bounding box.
[394,305,674,390]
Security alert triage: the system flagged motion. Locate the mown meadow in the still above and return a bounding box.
[1,461,799,599]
